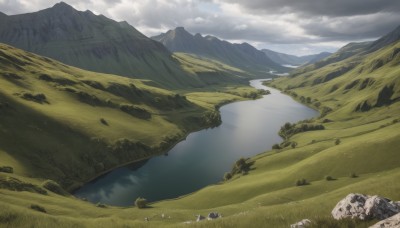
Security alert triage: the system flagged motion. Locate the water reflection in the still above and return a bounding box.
[74,80,318,206]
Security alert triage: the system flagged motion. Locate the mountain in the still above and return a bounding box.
[305,52,332,64]
[152,27,288,75]
[0,2,202,88]
[367,25,400,52]
[261,49,332,66]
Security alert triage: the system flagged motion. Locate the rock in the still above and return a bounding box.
[196,215,205,222]
[369,213,400,228]
[290,219,311,228]
[207,212,221,220]
[365,196,400,220]
[332,193,400,221]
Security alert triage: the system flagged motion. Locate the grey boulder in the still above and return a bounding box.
[332,193,400,220]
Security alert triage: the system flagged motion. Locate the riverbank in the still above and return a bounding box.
[74,79,318,206]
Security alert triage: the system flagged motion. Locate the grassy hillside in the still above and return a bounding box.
[0,38,399,227]
[0,43,266,192]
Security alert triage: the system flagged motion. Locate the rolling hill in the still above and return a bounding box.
[0,2,203,88]
[152,27,288,76]
[0,42,266,193]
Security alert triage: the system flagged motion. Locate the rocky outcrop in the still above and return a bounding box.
[369,213,400,228]
[290,219,311,228]
[332,193,400,220]
[208,212,222,220]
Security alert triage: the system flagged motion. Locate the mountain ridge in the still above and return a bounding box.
[152,27,288,75]
[261,49,332,66]
[0,2,203,88]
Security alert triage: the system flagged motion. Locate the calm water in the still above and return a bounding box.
[74,79,318,206]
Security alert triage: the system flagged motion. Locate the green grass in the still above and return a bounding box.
[0,43,259,191]
[0,38,399,228]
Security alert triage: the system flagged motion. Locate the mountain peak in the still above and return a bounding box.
[53,2,73,9]
[175,27,186,31]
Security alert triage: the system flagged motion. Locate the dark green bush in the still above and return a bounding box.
[42,180,69,196]
[224,172,232,181]
[296,178,308,186]
[30,204,46,213]
[21,92,47,103]
[0,166,13,173]
[291,142,298,149]
[135,197,148,209]
[272,144,281,150]
[279,123,325,140]
[335,139,341,145]
[100,118,108,125]
[350,172,358,178]
[96,203,107,208]
[325,176,335,181]
[120,104,151,119]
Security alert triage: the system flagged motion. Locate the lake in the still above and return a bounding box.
[74,79,318,206]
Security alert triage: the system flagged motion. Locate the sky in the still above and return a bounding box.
[1,0,399,56]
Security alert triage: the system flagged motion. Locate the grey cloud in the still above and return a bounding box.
[301,13,400,41]
[224,0,400,17]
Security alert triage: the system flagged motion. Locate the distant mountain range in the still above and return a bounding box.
[152,27,288,75]
[0,2,203,88]
[261,49,332,66]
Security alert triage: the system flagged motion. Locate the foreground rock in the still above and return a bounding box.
[369,213,400,228]
[332,193,400,220]
[208,212,222,220]
[290,219,311,228]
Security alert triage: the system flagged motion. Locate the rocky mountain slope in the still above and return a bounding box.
[152,27,287,76]
[0,2,202,88]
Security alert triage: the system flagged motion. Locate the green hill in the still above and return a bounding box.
[0,43,265,193]
[0,2,204,88]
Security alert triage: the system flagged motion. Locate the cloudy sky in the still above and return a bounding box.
[1,0,399,55]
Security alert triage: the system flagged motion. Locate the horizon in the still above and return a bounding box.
[1,0,399,56]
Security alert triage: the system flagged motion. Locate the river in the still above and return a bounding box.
[74,79,318,206]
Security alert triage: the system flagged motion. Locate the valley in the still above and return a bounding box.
[0,2,399,228]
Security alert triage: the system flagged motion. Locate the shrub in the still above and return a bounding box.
[272,144,281,150]
[96,203,107,208]
[30,204,46,213]
[42,180,68,196]
[350,172,358,178]
[21,92,47,103]
[100,118,108,126]
[135,197,148,209]
[335,139,341,145]
[325,176,335,181]
[120,104,151,119]
[0,166,13,173]
[224,172,232,181]
[291,142,298,149]
[296,179,308,186]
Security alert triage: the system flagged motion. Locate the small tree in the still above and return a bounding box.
[135,197,147,209]
[325,175,335,181]
[296,178,308,186]
[291,142,298,149]
[272,144,281,150]
[224,172,232,181]
[335,139,341,145]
